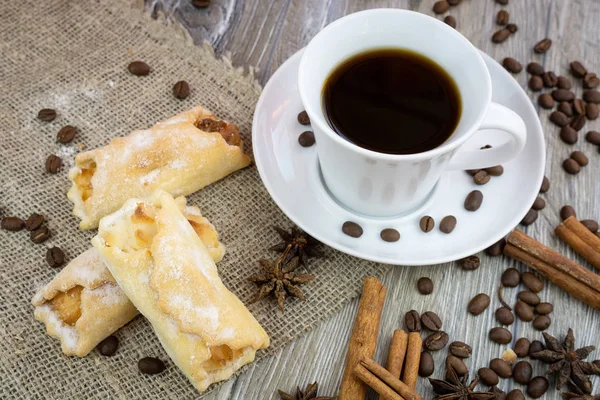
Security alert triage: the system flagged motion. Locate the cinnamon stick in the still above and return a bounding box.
[339,277,387,400]
[354,363,404,400]
[555,216,600,269]
[355,357,424,400]
[387,330,409,378]
[401,332,422,390]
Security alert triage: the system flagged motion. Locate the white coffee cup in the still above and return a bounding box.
[298,9,527,217]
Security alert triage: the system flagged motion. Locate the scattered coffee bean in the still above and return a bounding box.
[490,358,513,378]
[449,341,472,358]
[432,0,450,14]
[405,310,422,332]
[532,197,545,211]
[584,73,600,89]
[495,307,514,326]
[464,190,483,211]
[501,268,521,287]
[552,88,574,102]
[473,170,490,185]
[527,62,544,76]
[559,126,578,144]
[191,0,211,8]
[581,219,599,233]
[446,355,468,376]
[527,376,549,398]
[468,293,490,315]
[570,114,586,131]
[558,102,573,117]
[529,340,545,358]
[496,10,509,25]
[513,361,533,384]
[534,38,552,53]
[522,272,543,292]
[57,125,77,144]
[444,15,457,29]
[439,216,456,234]
[574,99,586,115]
[138,357,165,375]
[514,338,531,358]
[419,216,435,233]
[587,103,599,120]
[535,302,553,315]
[538,93,554,109]
[421,311,442,331]
[45,155,62,174]
[557,76,572,90]
[560,205,577,220]
[520,209,538,226]
[297,111,310,125]
[542,71,558,88]
[127,61,150,76]
[458,255,480,271]
[528,76,543,91]
[505,23,518,33]
[38,108,57,122]
[342,221,362,238]
[571,151,589,166]
[515,301,534,321]
[485,165,504,176]
[423,331,449,351]
[570,61,587,78]
[550,111,569,127]
[172,80,190,99]
[492,29,511,43]
[448,0,461,5]
[380,228,400,242]
[495,0,508,4]
[563,158,581,174]
[46,247,65,268]
[507,389,525,400]
[417,278,434,296]
[478,368,499,386]
[532,315,551,331]
[486,238,506,256]
[518,290,540,305]
[584,90,600,104]
[30,226,51,244]
[1,216,25,231]
[586,131,600,145]
[97,336,119,356]
[419,352,435,377]
[25,213,44,231]
[540,176,550,193]
[490,327,512,345]
[298,131,315,147]
[503,58,522,73]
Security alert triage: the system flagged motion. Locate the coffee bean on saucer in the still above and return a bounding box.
[446,355,468,376]
[432,1,450,14]
[528,76,543,91]
[496,10,509,25]
[38,108,57,122]
[507,23,518,33]
[581,219,599,233]
[417,278,434,295]
[507,389,525,400]
[342,221,362,238]
[465,169,480,176]
[520,209,538,226]
[534,38,552,53]
[514,338,530,357]
[486,238,506,256]
[30,226,51,244]
[560,126,578,144]
[419,216,435,233]
[449,341,472,358]
[529,340,544,358]
[1,217,25,231]
[560,205,576,220]
[97,336,119,356]
[485,165,504,176]
[522,272,543,292]
[586,131,600,144]
[298,131,315,147]
[527,376,549,398]
[574,99,586,115]
[380,228,400,242]
[540,176,550,193]
[515,301,534,321]
[558,102,573,117]
[492,29,511,43]
[173,80,190,99]
[502,268,521,287]
[439,216,456,234]
[478,367,499,386]
[527,62,544,76]
[297,110,310,125]
[423,331,449,351]
[473,170,490,185]
[550,111,569,127]
[584,90,600,104]
[480,144,492,149]
[571,151,589,166]
[405,310,421,332]
[45,155,62,174]
[532,197,545,210]
[458,255,480,271]
[563,158,581,174]
[587,103,599,120]
[444,16,457,29]
[57,125,77,144]
[570,61,587,78]
[518,290,540,305]
[489,327,512,344]
[495,307,515,325]
[468,293,490,315]
[532,315,551,331]
[542,71,558,88]
[138,357,165,375]
[538,93,554,109]
[535,302,553,315]
[570,114,586,131]
[503,58,522,73]
[490,358,513,378]
[46,247,65,268]
[513,361,533,384]
[419,352,435,377]
[128,61,150,76]
[464,190,483,211]
[421,311,442,331]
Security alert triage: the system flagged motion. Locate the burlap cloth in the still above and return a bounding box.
[0,1,390,398]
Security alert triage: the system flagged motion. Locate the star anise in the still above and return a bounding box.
[277,381,336,400]
[248,255,315,312]
[429,366,496,399]
[562,382,600,400]
[270,226,323,267]
[532,328,600,394]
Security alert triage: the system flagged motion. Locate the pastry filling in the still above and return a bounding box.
[195,118,241,147]
[50,286,83,326]
[203,345,245,371]
[73,162,96,201]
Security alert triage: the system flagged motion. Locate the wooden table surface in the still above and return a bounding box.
[147,1,600,399]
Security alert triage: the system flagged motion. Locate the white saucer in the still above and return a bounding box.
[252,49,545,266]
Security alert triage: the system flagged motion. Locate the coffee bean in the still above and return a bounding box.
[478,367,499,386]
[586,131,600,145]
[581,219,599,233]
[298,131,315,147]
[496,10,509,25]
[449,341,472,358]
[586,103,599,120]
[492,29,511,43]
[1,216,25,231]
[417,277,434,295]
[380,228,400,242]
[38,108,57,122]
[421,311,442,331]
[520,209,538,226]
[571,151,589,166]
[584,90,600,104]
[495,307,514,326]
[527,62,544,76]
[46,247,65,268]
[473,170,490,185]
[405,310,421,332]
[528,76,543,91]
[57,125,77,144]
[558,102,573,117]
[505,24,517,34]
[30,226,51,244]
[458,255,480,271]
[529,340,545,358]
[495,0,508,4]
[486,238,506,256]
[552,89,574,102]
[138,357,165,375]
[446,355,468,376]
[464,190,483,211]
[570,114,586,131]
[538,93,554,109]
[448,0,461,5]
[97,336,119,356]
[466,169,480,176]
[540,176,550,193]
[342,221,362,238]
[563,158,581,174]
[439,216,456,234]
[574,99,586,115]
[532,197,545,210]
[518,290,540,305]
[570,61,588,78]
[515,301,534,321]
[532,315,551,331]
[24,213,44,231]
[491,387,507,400]
[550,111,569,127]
[542,71,558,88]
[535,302,553,315]
[127,61,150,76]
[527,376,549,398]
[172,80,190,99]
[297,111,310,125]
[433,0,450,14]
[503,58,522,73]
[423,331,449,351]
[514,338,531,358]
[513,361,533,384]
[490,358,513,378]
[584,73,600,89]
[534,38,552,53]
[557,76,572,90]
[485,165,504,176]
[560,205,577,220]
[419,352,435,377]
[468,293,490,315]
[559,126,578,144]
[45,155,62,173]
[490,327,512,345]
[522,272,544,292]
[419,216,435,233]
[501,268,521,287]
[444,15,457,29]
[507,389,525,400]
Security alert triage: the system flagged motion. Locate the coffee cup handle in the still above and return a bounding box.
[447,102,527,170]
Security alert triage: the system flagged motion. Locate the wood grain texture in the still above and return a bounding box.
[144,1,600,399]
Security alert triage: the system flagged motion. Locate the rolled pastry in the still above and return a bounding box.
[32,197,225,357]
[68,105,251,229]
[92,190,269,392]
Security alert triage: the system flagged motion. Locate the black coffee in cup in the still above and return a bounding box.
[322,48,461,155]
